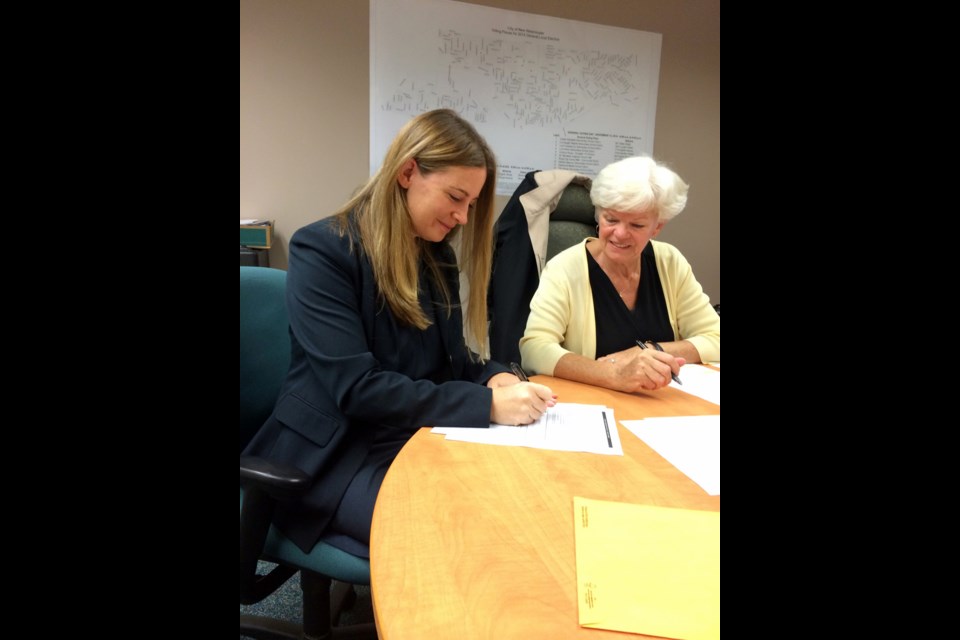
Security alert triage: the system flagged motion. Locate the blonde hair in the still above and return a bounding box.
[333,109,497,356]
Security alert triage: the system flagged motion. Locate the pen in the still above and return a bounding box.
[509,362,529,382]
[636,340,682,385]
[601,411,612,448]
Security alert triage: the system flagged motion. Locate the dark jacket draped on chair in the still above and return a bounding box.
[488,169,593,366]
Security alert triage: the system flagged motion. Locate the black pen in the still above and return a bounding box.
[509,362,529,382]
[636,340,682,385]
[601,411,612,448]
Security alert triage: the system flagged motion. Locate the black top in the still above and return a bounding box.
[588,242,673,357]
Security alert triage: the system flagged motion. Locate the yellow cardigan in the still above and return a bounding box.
[519,238,720,374]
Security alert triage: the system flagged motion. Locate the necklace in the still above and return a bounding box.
[612,272,639,297]
[594,249,640,298]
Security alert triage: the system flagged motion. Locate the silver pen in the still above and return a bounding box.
[636,340,682,385]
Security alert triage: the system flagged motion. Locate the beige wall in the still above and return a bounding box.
[240,0,720,304]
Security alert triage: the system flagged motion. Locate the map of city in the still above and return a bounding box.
[371,0,661,193]
[380,29,648,130]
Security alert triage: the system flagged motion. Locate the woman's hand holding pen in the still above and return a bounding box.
[490,382,557,426]
[598,346,685,393]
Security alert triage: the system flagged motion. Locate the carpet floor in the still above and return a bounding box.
[240,561,374,638]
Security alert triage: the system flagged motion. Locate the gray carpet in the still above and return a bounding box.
[240,561,374,638]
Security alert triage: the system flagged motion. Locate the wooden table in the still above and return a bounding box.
[370,374,720,639]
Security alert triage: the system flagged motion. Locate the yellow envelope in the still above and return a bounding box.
[574,497,720,639]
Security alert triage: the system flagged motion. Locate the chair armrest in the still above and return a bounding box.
[240,455,311,603]
[240,455,312,500]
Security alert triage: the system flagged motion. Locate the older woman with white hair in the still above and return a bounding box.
[519,156,719,393]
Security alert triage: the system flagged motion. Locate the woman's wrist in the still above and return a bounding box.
[487,371,520,388]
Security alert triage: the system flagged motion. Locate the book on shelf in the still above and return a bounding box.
[240,219,273,249]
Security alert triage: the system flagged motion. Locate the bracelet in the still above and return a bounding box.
[647,340,664,352]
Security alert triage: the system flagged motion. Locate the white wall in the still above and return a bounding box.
[240,0,720,304]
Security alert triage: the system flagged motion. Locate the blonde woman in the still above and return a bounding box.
[244,109,555,557]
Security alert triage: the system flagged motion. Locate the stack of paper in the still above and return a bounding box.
[432,402,623,455]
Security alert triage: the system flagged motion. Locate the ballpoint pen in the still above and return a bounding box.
[509,362,529,382]
[636,340,682,385]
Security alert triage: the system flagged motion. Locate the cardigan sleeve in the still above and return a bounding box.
[654,241,720,363]
[518,242,593,375]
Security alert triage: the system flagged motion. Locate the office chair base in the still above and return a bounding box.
[240,614,300,640]
[241,575,378,640]
[240,615,377,640]
[330,581,356,624]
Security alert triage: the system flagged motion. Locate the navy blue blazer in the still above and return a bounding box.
[243,214,507,553]
[488,170,541,366]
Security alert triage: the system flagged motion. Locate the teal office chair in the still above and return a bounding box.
[240,266,376,640]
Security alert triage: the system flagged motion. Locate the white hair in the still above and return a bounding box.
[590,156,689,222]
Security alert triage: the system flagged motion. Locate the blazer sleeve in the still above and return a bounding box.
[287,222,497,429]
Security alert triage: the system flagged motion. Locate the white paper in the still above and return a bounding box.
[670,364,720,406]
[620,415,719,495]
[433,402,623,455]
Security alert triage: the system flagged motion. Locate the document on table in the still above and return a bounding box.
[432,402,623,455]
[620,415,720,495]
[574,497,720,640]
[670,364,720,405]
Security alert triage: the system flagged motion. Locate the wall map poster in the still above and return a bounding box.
[371,0,662,195]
